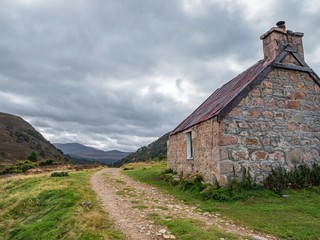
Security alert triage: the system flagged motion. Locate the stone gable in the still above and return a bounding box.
[167,23,320,185]
[219,67,320,182]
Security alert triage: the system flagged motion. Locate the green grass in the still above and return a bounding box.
[146,212,236,240]
[132,204,148,210]
[0,169,124,240]
[153,205,169,210]
[165,218,237,240]
[123,162,320,239]
[116,187,137,197]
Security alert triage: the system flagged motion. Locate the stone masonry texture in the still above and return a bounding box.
[167,63,320,185]
[219,68,320,182]
[167,118,223,184]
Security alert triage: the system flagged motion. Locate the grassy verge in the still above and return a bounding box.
[0,168,124,240]
[123,161,320,239]
[147,213,237,240]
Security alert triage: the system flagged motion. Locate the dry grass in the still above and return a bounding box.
[0,167,124,240]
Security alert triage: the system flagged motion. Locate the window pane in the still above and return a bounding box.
[186,132,193,159]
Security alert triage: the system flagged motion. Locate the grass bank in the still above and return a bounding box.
[123,161,320,240]
[0,169,124,240]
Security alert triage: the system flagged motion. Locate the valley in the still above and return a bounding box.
[54,142,131,165]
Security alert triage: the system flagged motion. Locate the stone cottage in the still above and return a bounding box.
[167,22,320,185]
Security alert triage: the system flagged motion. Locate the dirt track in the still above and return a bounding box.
[91,168,276,240]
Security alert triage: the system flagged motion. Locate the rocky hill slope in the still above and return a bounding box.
[113,132,169,166]
[54,143,130,165]
[0,112,66,168]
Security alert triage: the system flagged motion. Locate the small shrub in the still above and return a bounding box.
[27,151,38,162]
[263,166,288,194]
[264,164,320,194]
[19,163,36,172]
[51,171,69,177]
[162,168,174,174]
[123,167,134,171]
[0,161,37,174]
[0,165,22,174]
[16,160,37,172]
[179,175,205,192]
[15,130,30,142]
[310,163,320,185]
[38,159,53,166]
[237,167,259,190]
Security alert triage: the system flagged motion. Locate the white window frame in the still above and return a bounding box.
[186,131,193,159]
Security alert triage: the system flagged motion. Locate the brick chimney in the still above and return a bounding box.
[260,21,304,62]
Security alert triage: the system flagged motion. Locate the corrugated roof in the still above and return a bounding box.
[171,44,320,135]
[171,60,267,135]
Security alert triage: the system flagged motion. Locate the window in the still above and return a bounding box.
[186,132,193,159]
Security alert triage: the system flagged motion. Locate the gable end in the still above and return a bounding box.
[217,45,320,121]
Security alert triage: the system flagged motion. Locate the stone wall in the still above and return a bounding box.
[168,67,320,185]
[167,118,223,184]
[219,68,320,182]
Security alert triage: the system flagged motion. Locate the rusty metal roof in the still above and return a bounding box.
[171,44,320,135]
[171,60,267,135]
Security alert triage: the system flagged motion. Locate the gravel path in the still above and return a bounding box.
[91,168,277,240]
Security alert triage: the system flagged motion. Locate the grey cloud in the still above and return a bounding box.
[0,0,319,151]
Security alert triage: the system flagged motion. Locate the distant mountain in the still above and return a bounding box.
[0,112,66,168]
[113,132,170,167]
[54,143,130,165]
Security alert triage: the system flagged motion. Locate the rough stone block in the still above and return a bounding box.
[288,71,300,81]
[266,98,275,107]
[287,149,303,165]
[286,100,299,109]
[286,122,296,131]
[251,88,261,97]
[219,160,240,174]
[248,109,260,117]
[296,82,305,90]
[263,111,273,118]
[276,100,285,108]
[244,137,260,145]
[251,97,264,107]
[263,88,273,95]
[275,112,284,118]
[251,151,268,160]
[219,135,238,146]
[292,92,305,100]
[229,108,242,116]
[231,149,249,160]
[268,151,285,161]
[237,122,249,128]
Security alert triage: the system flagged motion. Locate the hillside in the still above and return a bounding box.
[54,143,130,165]
[0,112,66,168]
[114,132,169,166]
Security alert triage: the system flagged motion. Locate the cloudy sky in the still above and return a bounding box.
[1,0,320,151]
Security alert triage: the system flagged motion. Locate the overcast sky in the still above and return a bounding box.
[1,0,320,151]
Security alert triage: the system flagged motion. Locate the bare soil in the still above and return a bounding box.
[91,168,277,240]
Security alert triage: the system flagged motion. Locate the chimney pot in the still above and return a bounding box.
[276,21,285,27]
